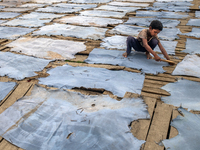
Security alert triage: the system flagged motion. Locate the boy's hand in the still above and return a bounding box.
[146,52,152,59]
[123,52,128,58]
[154,55,161,61]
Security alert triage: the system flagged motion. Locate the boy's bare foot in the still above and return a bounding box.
[123,52,128,58]
[146,52,152,59]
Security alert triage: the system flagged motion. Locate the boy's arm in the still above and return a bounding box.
[158,42,170,60]
[142,38,161,61]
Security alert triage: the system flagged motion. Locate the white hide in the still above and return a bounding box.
[7,37,86,60]
[172,54,200,78]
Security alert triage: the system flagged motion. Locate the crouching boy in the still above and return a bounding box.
[123,20,170,61]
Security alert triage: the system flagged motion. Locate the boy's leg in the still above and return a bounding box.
[123,37,158,58]
[146,38,159,59]
[123,36,144,57]
[148,38,158,50]
[123,36,134,57]
[126,36,135,55]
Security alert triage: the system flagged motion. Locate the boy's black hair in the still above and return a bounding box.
[150,20,163,31]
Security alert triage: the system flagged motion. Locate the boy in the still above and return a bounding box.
[123,20,170,62]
